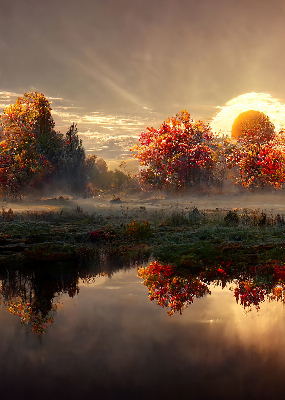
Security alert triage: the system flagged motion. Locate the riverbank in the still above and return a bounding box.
[1,192,285,268]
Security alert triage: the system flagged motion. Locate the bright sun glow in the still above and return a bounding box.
[210,92,285,137]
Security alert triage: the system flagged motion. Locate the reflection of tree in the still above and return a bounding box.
[0,253,137,334]
[233,262,285,310]
[138,260,285,314]
[138,261,210,315]
[2,296,58,335]
[233,280,266,310]
[0,269,78,335]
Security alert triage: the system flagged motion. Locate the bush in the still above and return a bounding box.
[126,220,153,239]
[88,230,109,242]
[224,210,239,226]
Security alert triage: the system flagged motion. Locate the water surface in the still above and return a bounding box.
[1,261,285,399]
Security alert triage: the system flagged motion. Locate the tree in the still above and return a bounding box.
[85,155,135,192]
[61,123,86,193]
[95,158,108,173]
[0,129,53,195]
[1,92,63,166]
[0,92,63,195]
[227,111,285,189]
[229,143,285,189]
[132,110,219,189]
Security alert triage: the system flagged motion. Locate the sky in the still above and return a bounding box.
[1,0,285,169]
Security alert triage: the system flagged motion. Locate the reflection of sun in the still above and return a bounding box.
[210,92,285,137]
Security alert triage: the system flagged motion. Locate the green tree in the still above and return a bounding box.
[61,123,86,193]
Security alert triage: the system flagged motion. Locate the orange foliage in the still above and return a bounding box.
[231,110,275,143]
[0,92,62,194]
[132,110,217,189]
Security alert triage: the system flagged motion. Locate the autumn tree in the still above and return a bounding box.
[0,129,53,195]
[84,155,135,193]
[227,110,285,189]
[0,92,63,195]
[132,110,221,190]
[1,92,63,165]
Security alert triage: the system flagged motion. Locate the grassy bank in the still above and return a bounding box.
[0,204,285,269]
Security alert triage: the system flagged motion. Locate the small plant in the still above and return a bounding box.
[224,210,239,226]
[188,207,203,225]
[126,220,153,239]
[88,230,109,242]
[164,211,189,227]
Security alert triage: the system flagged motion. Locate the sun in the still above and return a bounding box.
[210,92,285,137]
[231,110,275,142]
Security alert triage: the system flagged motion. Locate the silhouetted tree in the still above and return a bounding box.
[61,123,86,193]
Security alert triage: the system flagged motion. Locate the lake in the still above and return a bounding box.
[1,257,285,400]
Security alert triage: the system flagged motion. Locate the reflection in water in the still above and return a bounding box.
[0,253,135,335]
[2,255,285,398]
[138,261,210,315]
[138,260,285,314]
[3,253,285,335]
[0,269,80,335]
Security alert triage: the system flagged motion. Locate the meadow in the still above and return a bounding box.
[1,191,285,270]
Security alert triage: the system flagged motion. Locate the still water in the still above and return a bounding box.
[1,258,285,400]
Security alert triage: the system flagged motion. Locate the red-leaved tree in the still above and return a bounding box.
[132,110,221,189]
[226,125,285,189]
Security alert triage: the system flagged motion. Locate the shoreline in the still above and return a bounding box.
[1,192,285,268]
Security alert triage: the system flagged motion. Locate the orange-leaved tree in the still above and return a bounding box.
[132,110,220,189]
[0,92,63,195]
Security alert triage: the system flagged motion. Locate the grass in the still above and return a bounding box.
[0,206,285,268]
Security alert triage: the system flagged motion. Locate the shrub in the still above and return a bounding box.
[88,230,109,242]
[126,220,153,239]
[164,212,189,227]
[224,210,239,226]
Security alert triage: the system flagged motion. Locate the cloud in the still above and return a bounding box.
[0,91,22,110]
